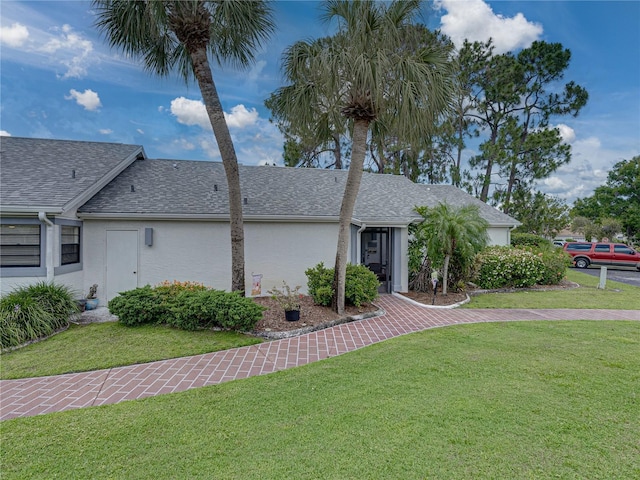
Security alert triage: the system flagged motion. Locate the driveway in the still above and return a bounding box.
[573,266,640,287]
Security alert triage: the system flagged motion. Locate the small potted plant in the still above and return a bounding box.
[267,282,302,321]
[85,284,99,310]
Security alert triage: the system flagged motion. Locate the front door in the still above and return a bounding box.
[361,228,390,293]
[106,230,138,301]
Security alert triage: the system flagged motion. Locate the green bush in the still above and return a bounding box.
[108,283,265,332]
[473,246,546,289]
[511,233,552,248]
[305,263,379,307]
[170,290,265,331]
[108,286,163,326]
[0,282,78,349]
[531,247,572,285]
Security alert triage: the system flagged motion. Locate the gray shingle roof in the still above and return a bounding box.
[0,137,143,212]
[1,137,518,226]
[79,158,519,227]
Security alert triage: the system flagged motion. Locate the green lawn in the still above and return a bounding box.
[0,322,262,380]
[2,321,639,479]
[465,268,640,309]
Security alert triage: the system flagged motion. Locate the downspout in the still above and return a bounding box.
[356,223,367,265]
[38,212,55,282]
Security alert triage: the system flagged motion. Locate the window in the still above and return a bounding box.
[566,243,592,251]
[614,245,634,255]
[0,223,41,267]
[594,244,610,253]
[61,225,80,265]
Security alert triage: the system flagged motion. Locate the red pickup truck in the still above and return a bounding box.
[563,242,640,270]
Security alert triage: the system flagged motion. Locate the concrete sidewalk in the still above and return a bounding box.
[2,294,638,421]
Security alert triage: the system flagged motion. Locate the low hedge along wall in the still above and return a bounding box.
[108,283,265,331]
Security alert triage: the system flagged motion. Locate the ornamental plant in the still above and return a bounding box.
[108,281,264,331]
[473,246,546,289]
[267,282,303,311]
[0,282,78,349]
[305,263,379,307]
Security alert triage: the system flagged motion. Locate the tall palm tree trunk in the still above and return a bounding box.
[332,118,369,314]
[189,46,245,294]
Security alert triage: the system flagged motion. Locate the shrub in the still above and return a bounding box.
[170,290,265,331]
[0,282,78,349]
[473,246,546,289]
[511,233,552,248]
[109,283,265,332]
[528,247,572,285]
[108,286,163,326]
[305,263,379,307]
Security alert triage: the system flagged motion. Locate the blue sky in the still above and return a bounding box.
[1,0,639,205]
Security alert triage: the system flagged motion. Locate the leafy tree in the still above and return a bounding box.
[464,40,588,205]
[414,203,489,295]
[510,189,570,239]
[572,157,640,241]
[571,216,599,242]
[270,0,454,313]
[93,0,274,294]
[599,218,622,241]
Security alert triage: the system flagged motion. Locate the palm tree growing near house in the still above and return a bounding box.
[415,203,489,295]
[92,0,274,294]
[270,0,454,313]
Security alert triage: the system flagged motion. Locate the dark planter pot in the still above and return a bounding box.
[284,309,300,322]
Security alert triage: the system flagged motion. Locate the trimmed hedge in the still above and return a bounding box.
[0,282,78,349]
[305,262,379,307]
[108,282,265,331]
[511,233,552,248]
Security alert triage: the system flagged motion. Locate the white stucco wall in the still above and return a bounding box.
[245,222,340,296]
[83,220,232,302]
[82,219,341,302]
[487,227,511,246]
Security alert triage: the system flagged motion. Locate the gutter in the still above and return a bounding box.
[356,223,367,265]
[38,212,55,282]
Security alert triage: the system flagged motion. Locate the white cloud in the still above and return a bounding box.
[170,97,210,129]
[225,104,259,129]
[40,24,94,79]
[136,128,145,135]
[435,0,542,54]
[170,97,259,130]
[99,128,112,135]
[555,124,576,144]
[0,23,29,47]
[535,134,637,204]
[0,130,12,137]
[65,88,102,111]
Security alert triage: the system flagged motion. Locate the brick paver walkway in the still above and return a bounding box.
[2,294,638,421]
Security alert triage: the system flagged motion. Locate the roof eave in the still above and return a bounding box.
[0,205,64,215]
[77,212,342,223]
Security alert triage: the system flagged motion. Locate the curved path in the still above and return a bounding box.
[2,294,639,421]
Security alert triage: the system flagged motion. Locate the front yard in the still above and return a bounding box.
[2,319,639,479]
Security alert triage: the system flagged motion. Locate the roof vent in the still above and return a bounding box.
[71,169,76,179]
[243,197,248,205]
[173,163,178,169]
[214,184,218,192]
[335,176,337,182]
[131,185,135,192]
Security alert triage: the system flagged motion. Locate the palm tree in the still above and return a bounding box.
[270,0,454,313]
[416,203,489,295]
[93,0,274,294]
